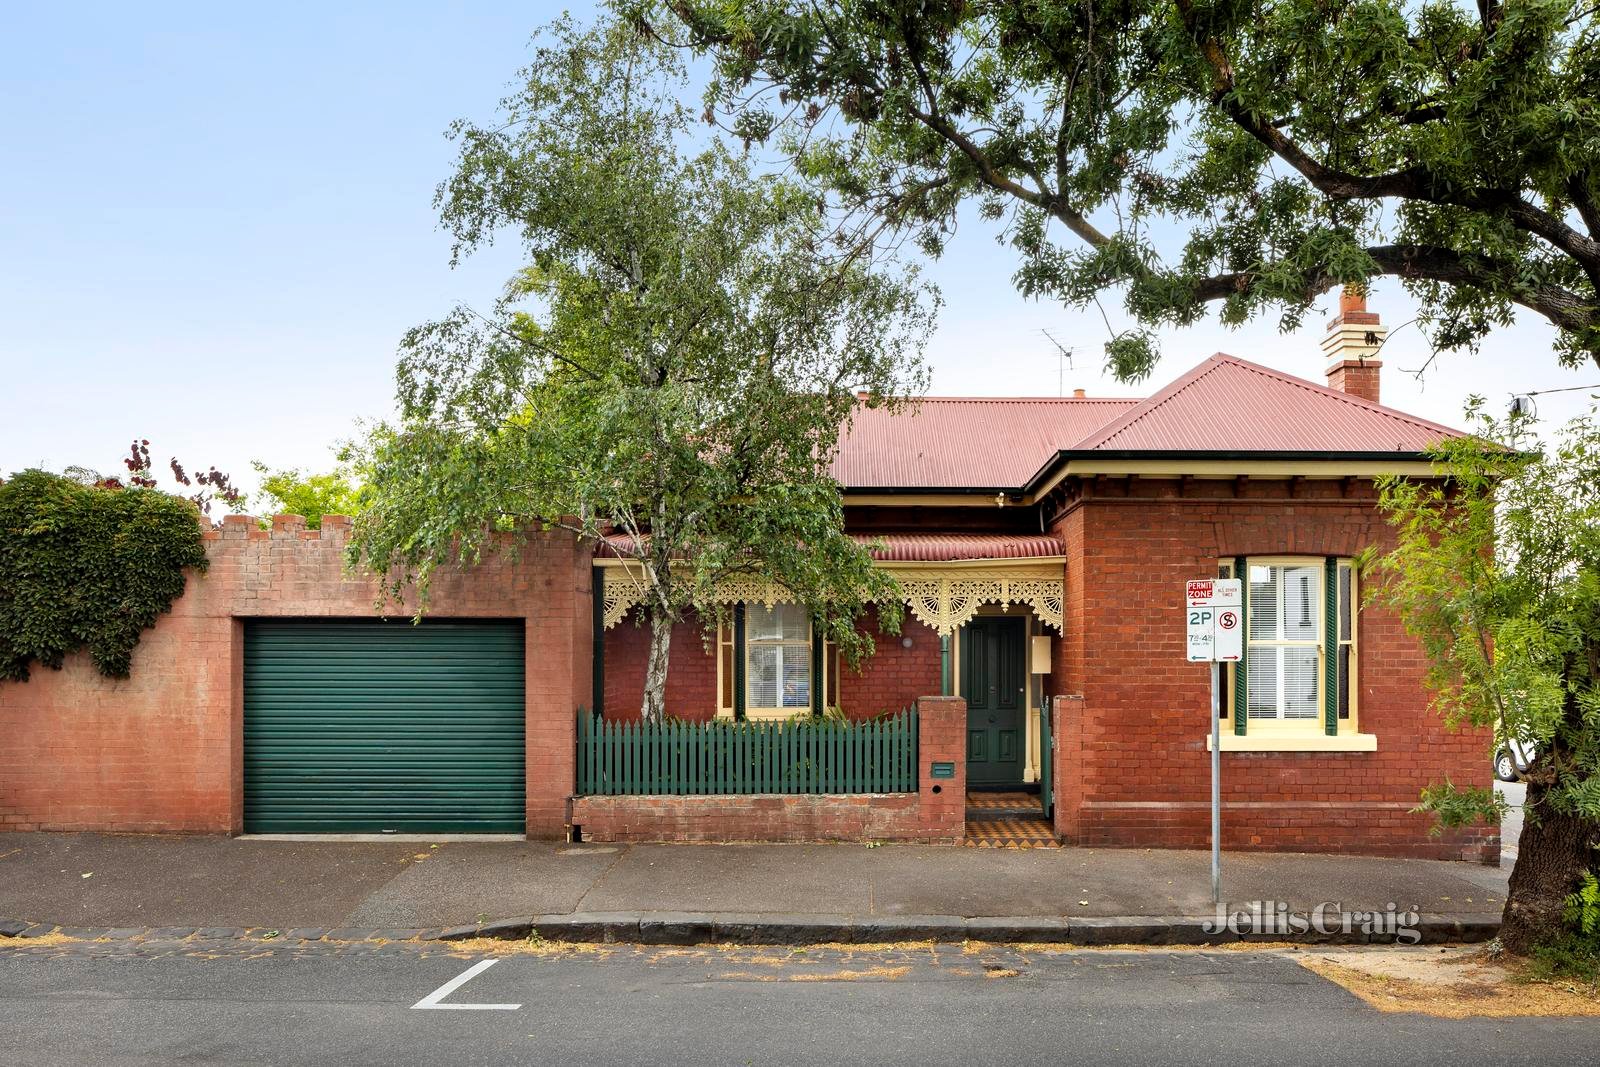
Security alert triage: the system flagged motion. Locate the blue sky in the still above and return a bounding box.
[4,2,1596,503]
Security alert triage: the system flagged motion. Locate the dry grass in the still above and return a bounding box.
[787,965,911,982]
[442,937,615,959]
[1298,948,1600,1018]
[0,931,79,949]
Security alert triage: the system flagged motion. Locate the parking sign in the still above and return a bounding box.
[1185,579,1242,661]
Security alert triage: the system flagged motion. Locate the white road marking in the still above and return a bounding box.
[411,959,521,1010]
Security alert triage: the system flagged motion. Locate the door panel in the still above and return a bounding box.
[962,616,1027,787]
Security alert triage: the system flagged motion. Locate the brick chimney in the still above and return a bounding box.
[1321,287,1386,404]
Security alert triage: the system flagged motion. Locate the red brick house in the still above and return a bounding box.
[594,293,1493,859]
[0,295,1496,860]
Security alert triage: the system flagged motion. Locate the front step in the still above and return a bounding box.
[965,790,1044,820]
[964,805,1044,820]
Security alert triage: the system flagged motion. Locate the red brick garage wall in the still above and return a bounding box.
[0,515,592,836]
[1046,478,1497,862]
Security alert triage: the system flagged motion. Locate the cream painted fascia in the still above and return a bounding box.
[1206,732,1377,752]
[1030,459,1438,499]
[843,493,1035,507]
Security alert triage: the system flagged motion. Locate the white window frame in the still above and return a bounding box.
[742,603,814,721]
[1245,557,1325,728]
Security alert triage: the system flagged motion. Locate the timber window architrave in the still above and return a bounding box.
[715,604,833,722]
[1218,554,1369,749]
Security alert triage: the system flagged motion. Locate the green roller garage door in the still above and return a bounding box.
[244,619,525,833]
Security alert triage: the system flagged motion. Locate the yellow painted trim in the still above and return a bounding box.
[742,707,806,722]
[1206,732,1378,752]
[843,493,1035,507]
[1031,459,1437,498]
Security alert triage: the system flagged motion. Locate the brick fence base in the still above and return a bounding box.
[567,695,967,845]
[569,792,958,844]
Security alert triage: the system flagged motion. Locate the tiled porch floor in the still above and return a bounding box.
[965,791,1043,812]
[964,791,1059,849]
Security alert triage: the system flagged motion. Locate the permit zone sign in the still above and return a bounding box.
[1186,579,1243,662]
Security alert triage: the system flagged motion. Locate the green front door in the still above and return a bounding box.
[962,616,1027,787]
[244,619,526,833]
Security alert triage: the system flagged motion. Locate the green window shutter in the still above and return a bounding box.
[733,604,747,722]
[810,616,825,718]
[1233,555,1248,735]
[1324,556,1339,736]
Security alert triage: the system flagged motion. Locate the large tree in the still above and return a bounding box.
[649,0,1600,378]
[350,18,933,721]
[1375,408,1600,953]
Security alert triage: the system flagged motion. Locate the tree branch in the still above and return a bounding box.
[1172,0,1600,279]
[1189,243,1596,337]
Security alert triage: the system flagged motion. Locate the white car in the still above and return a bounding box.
[1495,738,1537,783]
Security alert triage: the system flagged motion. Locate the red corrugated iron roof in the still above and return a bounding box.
[853,533,1063,562]
[833,354,1463,491]
[1065,354,1464,455]
[830,397,1139,489]
[597,532,1059,562]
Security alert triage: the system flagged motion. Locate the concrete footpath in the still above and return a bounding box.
[0,832,1510,946]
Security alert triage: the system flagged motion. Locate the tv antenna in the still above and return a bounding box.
[1041,329,1075,396]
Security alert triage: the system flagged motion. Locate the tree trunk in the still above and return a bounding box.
[640,607,673,723]
[1499,782,1599,954]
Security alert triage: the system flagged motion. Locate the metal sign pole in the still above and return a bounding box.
[1211,661,1221,904]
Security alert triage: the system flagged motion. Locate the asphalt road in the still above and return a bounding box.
[2,940,1593,1067]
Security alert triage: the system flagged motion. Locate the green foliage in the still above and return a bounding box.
[1373,404,1600,831]
[650,0,1600,378]
[1527,873,1600,982]
[252,461,366,530]
[1413,779,1509,835]
[351,18,934,718]
[1374,403,1600,951]
[1527,934,1600,984]
[0,469,209,682]
[1569,869,1600,937]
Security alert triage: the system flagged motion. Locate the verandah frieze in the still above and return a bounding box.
[599,563,1064,635]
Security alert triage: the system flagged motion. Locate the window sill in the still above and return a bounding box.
[1205,732,1377,752]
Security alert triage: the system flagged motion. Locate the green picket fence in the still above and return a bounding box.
[577,708,919,796]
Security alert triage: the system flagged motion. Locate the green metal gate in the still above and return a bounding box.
[244,619,525,833]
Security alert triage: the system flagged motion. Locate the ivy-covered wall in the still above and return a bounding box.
[0,515,593,835]
[0,470,208,682]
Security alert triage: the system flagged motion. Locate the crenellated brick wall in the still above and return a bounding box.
[0,515,593,837]
[1043,477,1498,862]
